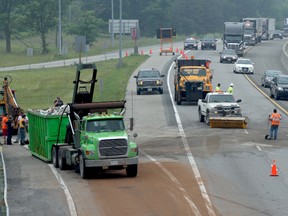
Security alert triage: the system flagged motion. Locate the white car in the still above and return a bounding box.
[233,58,254,74]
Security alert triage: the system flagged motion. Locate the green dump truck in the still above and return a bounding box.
[28,63,138,179]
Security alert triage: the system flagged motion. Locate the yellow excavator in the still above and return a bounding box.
[0,76,21,133]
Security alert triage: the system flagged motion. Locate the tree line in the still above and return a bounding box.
[0,0,287,54]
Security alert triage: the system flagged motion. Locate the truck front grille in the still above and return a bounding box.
[143,80,157,86]
[99,139,128,157]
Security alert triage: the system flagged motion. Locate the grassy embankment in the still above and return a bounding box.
[0,33,155,111]
[0,55,149,111]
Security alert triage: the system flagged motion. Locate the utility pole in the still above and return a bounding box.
[117,0,123,67]
[111,0,114,48]
[58,0,62,55]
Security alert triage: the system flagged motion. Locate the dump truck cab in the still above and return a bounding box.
[174,59,213,105]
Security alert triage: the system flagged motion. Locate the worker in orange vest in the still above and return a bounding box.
[1,113,8,144]
[268,108,281,140]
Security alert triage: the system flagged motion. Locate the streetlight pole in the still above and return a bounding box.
[58,0,62,56]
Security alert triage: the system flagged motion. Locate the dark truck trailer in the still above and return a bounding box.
[223,22,245,57]
[240,18,263,45]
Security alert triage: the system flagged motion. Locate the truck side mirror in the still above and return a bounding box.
[129,117,134,131]
[134,75,138,78]
[236,99,242,103]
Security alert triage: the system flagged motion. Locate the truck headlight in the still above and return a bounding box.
[156,80,162,85]
[137,80,143,85]
[85,150,95,156]
[278,87,283,91]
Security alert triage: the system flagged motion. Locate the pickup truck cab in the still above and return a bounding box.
[198,92,242,125]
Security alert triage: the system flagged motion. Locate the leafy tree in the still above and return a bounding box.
[65,9,105,45]
[0,0,22,53]
[18,0,58,54]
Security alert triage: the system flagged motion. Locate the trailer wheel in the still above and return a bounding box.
[52,146,59,168]
[126,164,138,177]
[58,148,67,170]
[79,154,88,179]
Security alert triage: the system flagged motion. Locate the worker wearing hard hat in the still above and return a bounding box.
[227,83,234,94]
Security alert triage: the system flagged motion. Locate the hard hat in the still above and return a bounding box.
[230,83,234,86]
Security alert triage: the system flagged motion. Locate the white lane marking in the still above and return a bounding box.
[49,164,77,216]
[140,150,201,216]
[256,145,262,151]
[244,129,249,134]
[0,147,9,216]
[167,60,216,216]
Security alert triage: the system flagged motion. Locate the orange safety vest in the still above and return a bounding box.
[270,113,281,126]
[2,116,8,130]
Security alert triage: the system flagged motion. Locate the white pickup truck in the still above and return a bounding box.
[198,92,243,125]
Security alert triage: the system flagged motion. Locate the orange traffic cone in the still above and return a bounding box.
[141,50,144,55]
[125,51,128,57]
[185,55,188,60]
[180,49,183,55]
[270,160,278,176]
[175,48,179,53]
[149,49,152,54]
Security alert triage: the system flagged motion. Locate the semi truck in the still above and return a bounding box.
[28,63,138,179]
[240,18,263,45]
[223,22,245,57]
[260,18,275,40]
[174,58,213,105]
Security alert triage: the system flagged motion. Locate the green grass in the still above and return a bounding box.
[0,33,185,67]
[1,55,149,111]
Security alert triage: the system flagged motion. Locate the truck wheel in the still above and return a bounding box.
[79,154,88,179]
[198,109,204,122]
[205,112,210,126]
[177,100,181,105]
[137,90,140,95]
[58,148,67,170]
[159,89,163,94]
[126,164,138,177]
[52,146,59,168]
[275,92,279,100]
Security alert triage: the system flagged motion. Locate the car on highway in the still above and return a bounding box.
[272,30,283,39]
[184,38,198,50]
[219,49,238,63]
[200,37,217,50]
[233,58,254,74]
[261,70,283,88]
[270,75,288,100]
[134,68,164,95]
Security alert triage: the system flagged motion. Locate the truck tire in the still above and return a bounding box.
[159,89,163,94]
[275,92,279,100]
[52,146,59,168]
[126,164,138,177]
[58,148,67,170]
[79,154,89,179]
[205,111,210,126]
[198,108,204,122]
[137,90,140,95]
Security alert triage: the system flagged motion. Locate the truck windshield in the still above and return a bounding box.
[209,95,236,103]
[244,29,254,34]
[87,119,125,132]
[181,68,206,76]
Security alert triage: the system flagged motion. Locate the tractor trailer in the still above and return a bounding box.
[223,22,245,56]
